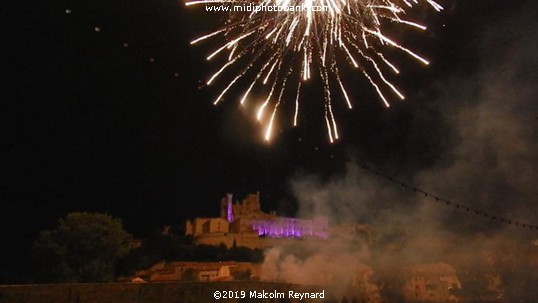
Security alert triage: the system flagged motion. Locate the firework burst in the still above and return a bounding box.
[186,0,443,142]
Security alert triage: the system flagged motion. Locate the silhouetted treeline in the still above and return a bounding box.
[118,234,264,276]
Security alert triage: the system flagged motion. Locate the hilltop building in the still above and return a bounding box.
[185,192,329,248]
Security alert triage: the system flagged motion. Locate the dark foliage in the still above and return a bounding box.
[118,234,264,276]
[32,212,132,283]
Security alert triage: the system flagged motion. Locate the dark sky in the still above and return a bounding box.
[2,0,537,280]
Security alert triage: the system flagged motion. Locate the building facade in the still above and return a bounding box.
[403,263,461,302]
[185,192,329,248]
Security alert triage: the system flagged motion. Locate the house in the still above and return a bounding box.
[133,261,260,282]
[403,263,461,302]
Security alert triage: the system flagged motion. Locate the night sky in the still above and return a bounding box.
[3,0,537,281]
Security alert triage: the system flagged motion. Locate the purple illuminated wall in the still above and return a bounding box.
[251,218,328,239]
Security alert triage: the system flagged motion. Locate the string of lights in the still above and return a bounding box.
[357,164,538,231]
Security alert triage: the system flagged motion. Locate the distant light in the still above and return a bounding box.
[94,27,101,32]
[122,43,129,48]
[149,57,155,63]
[65,9,72,14]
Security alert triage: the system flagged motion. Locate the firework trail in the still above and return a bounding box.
[186,0,443,142]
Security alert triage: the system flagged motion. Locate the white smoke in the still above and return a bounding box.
[260,1,538,300]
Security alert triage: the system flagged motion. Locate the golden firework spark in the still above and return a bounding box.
[186,0,443,142]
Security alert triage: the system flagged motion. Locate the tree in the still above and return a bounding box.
[32,212,132,283]
[181,268,197,281]
[372,267,406,303]
[231,269,252,281]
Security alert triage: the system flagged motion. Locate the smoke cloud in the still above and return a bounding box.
[261,1,538,300]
